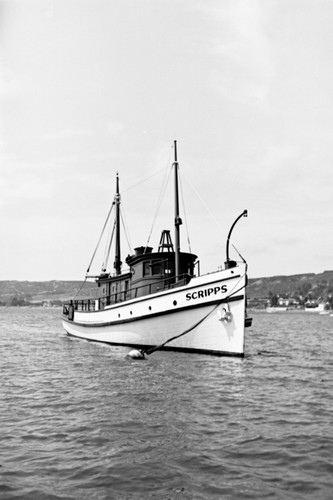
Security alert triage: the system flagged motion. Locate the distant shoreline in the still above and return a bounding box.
[1,270,333,308]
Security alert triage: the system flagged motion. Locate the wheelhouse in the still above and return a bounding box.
[96,229,197,307]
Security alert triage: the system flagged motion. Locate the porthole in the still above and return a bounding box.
[118,313,120,318]
[130,311,133,315]
[173,300,177,306]
[149,306,152,311]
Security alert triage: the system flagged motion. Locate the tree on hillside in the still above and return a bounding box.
[10,296,28,307]
[298,282,312,297]
[268,292,279,306]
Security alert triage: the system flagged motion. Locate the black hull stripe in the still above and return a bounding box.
[65,333,245,358]
[63,293,244,328]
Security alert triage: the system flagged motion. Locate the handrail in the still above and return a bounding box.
[64,273,192,313]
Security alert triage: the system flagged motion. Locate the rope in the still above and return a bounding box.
[120,208,133,255]
[122,166,169,193]
[145,165,172,248]
[142,272,247,356]
[232,244,246,264]
[73,277,88,299]
[86,202,114,274]
[181,171,223,233]
[122,143,173,193]
[143,302,221,355]
[102,219,116,272]
[179,172,192,253]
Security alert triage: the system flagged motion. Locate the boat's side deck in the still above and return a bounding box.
[63,267,246,327]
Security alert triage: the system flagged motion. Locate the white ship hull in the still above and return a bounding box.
[62,265,247,356]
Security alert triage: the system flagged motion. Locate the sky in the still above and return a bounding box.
[1,0,333,281]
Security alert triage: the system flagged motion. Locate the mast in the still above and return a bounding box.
[114,172,122,275]
[173,140,182,280]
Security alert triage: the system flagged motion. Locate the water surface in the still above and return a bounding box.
[1,308,332,499]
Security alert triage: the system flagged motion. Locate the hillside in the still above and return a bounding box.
[247,270,333,299]
[0,280,97,306]
[0,270,333,306]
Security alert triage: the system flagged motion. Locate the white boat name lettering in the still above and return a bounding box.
[186,285,227,301]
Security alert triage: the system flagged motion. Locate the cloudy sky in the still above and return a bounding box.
[1,0,333,281]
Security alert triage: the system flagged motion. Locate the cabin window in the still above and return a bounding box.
[152,262,162,275]
[121,281,128,291]
[143,262,151,276]
[143,260,164,276]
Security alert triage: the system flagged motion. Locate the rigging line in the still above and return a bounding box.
[73,277,88,299]
[102,219,116,272]
[145,165,173,247]
[179,172,191,253]
[102,199,118,270]
[86,202,115,274]
[122,166,170,193]
[122,143,174,193]
[181,171,223,232]
[120,208,133,254]
[232,244,247,264]
[227,271,247,298]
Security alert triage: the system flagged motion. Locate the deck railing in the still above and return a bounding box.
[63,273,191,316]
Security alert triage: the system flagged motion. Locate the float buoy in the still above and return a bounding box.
[127,349,146,360]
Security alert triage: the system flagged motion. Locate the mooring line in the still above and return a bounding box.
[141,276,247,357]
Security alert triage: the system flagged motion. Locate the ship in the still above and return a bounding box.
[62,141,251,357]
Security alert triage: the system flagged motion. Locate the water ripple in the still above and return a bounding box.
[1,308,333,498]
